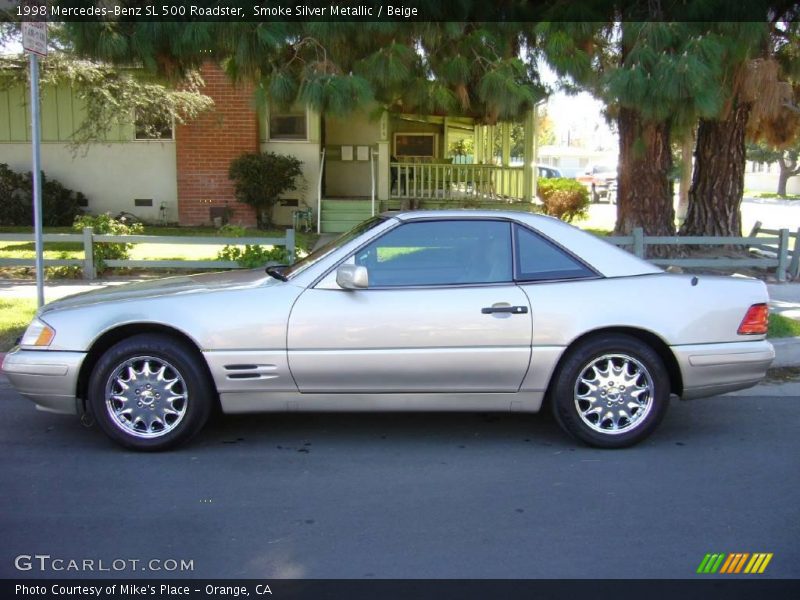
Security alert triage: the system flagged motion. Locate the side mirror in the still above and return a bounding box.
[336,265,369,290]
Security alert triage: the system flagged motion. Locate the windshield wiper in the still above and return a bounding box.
[265,265,288,282]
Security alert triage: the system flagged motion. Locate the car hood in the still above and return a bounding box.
[39,269,280,315]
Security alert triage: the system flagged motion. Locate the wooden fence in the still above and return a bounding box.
[1,225,797,281]
[607,226,798,282]
[0,228,295,280]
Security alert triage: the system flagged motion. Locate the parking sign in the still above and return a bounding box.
[22,22,48,57]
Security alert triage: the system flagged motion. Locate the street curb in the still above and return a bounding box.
[771,336,800,368]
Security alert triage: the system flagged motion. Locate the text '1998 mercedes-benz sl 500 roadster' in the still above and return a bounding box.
[2,211,774,451]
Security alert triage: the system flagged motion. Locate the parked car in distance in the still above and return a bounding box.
[2,211,774,451]
[577,164,618,202]
[537,165,563,179]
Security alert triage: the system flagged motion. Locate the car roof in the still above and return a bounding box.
[384,210,662,278]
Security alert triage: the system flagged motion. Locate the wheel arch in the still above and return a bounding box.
[76,323,216,414]
[545,326,683,401]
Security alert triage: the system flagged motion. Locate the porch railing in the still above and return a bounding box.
[390,162,524,201]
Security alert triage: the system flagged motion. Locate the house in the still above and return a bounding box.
[0,63,543,233]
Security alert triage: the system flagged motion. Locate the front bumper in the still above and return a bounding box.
[673,340,775,400]
[1,348,86,414]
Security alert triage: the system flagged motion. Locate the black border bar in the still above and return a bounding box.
[4,579,800,600]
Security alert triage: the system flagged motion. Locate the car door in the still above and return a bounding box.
[287,219,532,393]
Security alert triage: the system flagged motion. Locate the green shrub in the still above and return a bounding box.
[537,178,590,223]
[228,152,303,229]
[0,163,86,226]
[217,224,248,238]
[73,213,144,272]
[216,244,289,268]
[46,252,82,280]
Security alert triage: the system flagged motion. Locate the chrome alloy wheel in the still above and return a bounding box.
[105,356,188,439]
[573,353,654,435]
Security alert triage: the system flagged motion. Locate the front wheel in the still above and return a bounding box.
[88,334,213,451]
[550,334,670,448]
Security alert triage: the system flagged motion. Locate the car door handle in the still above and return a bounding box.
[481,305,528,315]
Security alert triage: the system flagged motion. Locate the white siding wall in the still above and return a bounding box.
[744,172,800,195]
[0,141,178,222]
[260,107,321,224]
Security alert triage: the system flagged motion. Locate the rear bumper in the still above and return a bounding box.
[1,348,86,414]
[673,340,775,400]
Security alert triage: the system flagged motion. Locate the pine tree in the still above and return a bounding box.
[537,16,726,240]
[63,21,546,124]
[682,16,800,235]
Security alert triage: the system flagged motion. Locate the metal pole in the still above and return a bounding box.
[29,53,45,308]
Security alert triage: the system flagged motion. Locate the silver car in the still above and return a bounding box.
[2,211,774,451]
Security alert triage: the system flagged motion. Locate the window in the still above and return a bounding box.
[354,220,512,287]
[514,224,595,282]
[394,133,437,158]
[134,113,173,140]
[269,110,307,140]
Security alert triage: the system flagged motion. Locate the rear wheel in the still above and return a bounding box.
[88,334,213,451]
[550,334,670,448]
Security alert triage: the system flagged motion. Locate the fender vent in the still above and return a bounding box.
[224,364,278,381]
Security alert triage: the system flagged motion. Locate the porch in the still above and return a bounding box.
[316,109,541,233]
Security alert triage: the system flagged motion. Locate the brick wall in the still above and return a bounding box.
[176,63,258,226]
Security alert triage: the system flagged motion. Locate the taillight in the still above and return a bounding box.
[737,303,769,335]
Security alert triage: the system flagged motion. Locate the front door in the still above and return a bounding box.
[287,219,532,393]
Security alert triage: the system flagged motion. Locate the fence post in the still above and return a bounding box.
[633,227,645,258]
[747,220,762,238]
[777,228,789,283]
[790,227,800,280]
[82,227,95,281]
[285,228,295,263]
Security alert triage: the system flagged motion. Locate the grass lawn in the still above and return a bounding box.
[0,297,37,351]
[0,225,319,266]
[768,314,800,338]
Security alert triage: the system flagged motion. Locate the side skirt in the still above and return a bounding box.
[219,391,546,414]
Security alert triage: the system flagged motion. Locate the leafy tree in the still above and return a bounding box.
[0,22,214,148]
[228,152,303,229]
[0,54,214,148]
[747,139,800,196]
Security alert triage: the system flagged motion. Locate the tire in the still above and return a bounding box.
[87,333,213,451]
[550,334,670,448]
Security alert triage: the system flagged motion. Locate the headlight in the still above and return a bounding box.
[19,317,56,347]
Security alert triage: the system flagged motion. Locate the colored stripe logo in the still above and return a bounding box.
[697,553,773,574]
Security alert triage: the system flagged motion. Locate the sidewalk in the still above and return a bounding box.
[1,277,799,369]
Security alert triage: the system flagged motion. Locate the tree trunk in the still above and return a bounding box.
[776,156,800,197]
[777,169,790,197]
[681,101,751,237]
[614,107,675,244]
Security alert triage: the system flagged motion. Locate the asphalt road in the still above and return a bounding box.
[1,375,798,580]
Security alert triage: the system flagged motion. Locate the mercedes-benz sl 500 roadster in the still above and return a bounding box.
[2,211,774,450]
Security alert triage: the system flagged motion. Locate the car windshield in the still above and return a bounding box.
[281,216,388,280]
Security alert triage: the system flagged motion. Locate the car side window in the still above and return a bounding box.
[514,224,595,282]
[354,220,512,287]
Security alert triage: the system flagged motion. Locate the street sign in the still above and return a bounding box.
[22,22,48,57]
